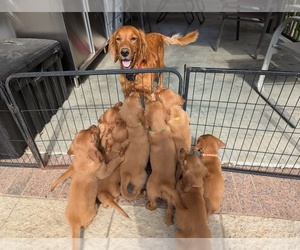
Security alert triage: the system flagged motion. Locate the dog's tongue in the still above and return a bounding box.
[122,60,131,68]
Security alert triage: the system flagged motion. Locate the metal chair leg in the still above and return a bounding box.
[214,15,226,52]
[253,12,273,59]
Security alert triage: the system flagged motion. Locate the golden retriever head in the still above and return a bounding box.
[67,125,104,172]
[154,86,185,110]
[118,91,144,127]
[144,99,170,130]
[109,25,147,68]
[193,134,225,155]
[178,148,208,192]
[98,101,123,125]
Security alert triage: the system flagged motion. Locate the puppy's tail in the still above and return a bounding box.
[98,192,130,218]
[163,30,199,46]
[51,165,73,191]
[161,184,186,210]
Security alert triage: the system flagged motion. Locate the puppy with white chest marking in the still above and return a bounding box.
[193,134,225,217]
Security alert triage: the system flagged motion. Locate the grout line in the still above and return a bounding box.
[249,174,264,213]
[20,168,40,197]
[219,214,226,238]
[0,196,20,229]
[229,172,243,213]
[1,167,20,194]
[106,208,115,238]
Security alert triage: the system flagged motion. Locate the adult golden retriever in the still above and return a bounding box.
[109,25,199,99]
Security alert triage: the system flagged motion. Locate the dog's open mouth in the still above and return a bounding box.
[122,59,132,69]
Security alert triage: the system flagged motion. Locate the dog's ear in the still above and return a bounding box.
[114,101,123,109]
[139,29,147,61]
[67,142,74,155]
[88,149,104,164]
[178,148,188,162]
[109,32,118,63]
[217,138,226,148]
[193,137,206,152]
[98,123,106,139]
[181,173,194,192]
[201,165,210,178]
[176,93,186,106]
[165,110,171,123]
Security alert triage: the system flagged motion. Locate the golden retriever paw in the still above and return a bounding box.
[146,201,157,211]
[165,218,174,226]
[138,190,147,198]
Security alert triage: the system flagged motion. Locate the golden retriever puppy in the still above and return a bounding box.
[193,134,225,216]
[98,101,123,151]
[155,85,192,180]
[144,99,185,225]
[109,25,199,99]
[99,121,129,161]
[97,123,130,218]
[176,148,211,238]
[52,125,129,219]
[117,92,150,200]
[51,125,124,239]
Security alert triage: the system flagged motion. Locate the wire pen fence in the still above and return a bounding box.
[0,66,299,179]
[0,68,182,169]
[183,67,300,179]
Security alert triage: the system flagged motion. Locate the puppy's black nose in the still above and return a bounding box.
[121,48,129,57]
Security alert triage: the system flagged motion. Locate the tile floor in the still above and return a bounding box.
[0,166,299,239]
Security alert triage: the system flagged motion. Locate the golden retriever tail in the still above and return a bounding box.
[50,165,73,191]
[98,193,130,218]
[161,184,187,210]
[162,30,199,46]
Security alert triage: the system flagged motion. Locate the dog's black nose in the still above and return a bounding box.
[121,48,129,57]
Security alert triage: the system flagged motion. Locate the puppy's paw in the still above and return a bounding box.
[119,139,130,157]
[139,190,147,198]
[146,201,157,211]
[165,217,174,226]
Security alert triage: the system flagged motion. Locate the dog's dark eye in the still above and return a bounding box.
[115,37,121,41]
[131,37,137,41]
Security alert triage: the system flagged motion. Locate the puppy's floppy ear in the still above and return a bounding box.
[178,148,188,162]
[67,142,74,155]
[109,32,118,63]
[165,109,171,123]
[193,137,206,152]
[217,138,226,148]
[88,149,104,164]
[139,29,147,61]
[175,92,186,106]
[98,123,106,139]
[181,173,194,192]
